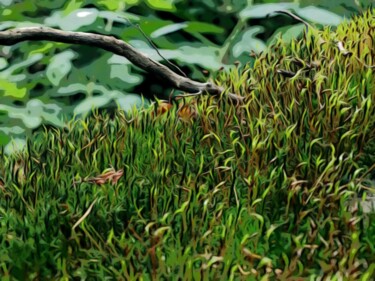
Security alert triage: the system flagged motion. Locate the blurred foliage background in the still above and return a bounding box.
[0,0,373,152]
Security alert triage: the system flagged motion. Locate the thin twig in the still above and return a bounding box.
[272,10,312,31]
[134,24,187,77]
[122,17,187,76]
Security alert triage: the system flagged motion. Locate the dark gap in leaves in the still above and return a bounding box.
[66,92,86,105]
[70,46,105,68]
[82,3,98,9]
[29,83,46,98]
[131,68,176,100]
[154,10,186,23]
[12,100,24,107]
[168,31,202,44]
[248,16,295,41]
[23,7,56,18]
[28,62,46,74]
[92,91,101,97]
[111,20,131,29]
[126,3,153,16]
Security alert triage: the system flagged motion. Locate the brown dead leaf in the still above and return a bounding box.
[87,168,124,185]
[13,159,27,184]
[151,100,173,118]
[0,177,5,192]
[178,102,197,123]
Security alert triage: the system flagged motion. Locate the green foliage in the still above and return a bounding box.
[0,0,373,149]
[0,9,374,279]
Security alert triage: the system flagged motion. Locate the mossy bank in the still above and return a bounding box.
[0,9,374,280]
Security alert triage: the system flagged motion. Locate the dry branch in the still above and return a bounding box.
[0,27,244,102]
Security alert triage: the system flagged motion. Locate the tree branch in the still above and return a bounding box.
[0,27,244,103]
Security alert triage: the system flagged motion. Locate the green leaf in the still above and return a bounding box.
[0,126,24,135]
[0,0,12,7]
[98,10,140,24]
[116,94,146,112]
[232,26,267,57]
[296,6,343,26]
[151,22,188,38]
[74,96,112,115]
[268,24,305,45]
[46,50,76,86]
[239,3,298,20]
[146,0,176,11]
[185,22,224,34]
[0,58,8,70]
[0,79,27,98]
[0,100,63,128]
[45,8,99,30]
[129,40,223,70]
[0,131,10,146]
[97,0,121,10]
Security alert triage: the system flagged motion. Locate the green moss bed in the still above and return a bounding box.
[0,9,374,280]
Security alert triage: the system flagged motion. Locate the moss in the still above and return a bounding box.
[0,9,374,280]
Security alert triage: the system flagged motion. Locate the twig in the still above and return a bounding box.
[271,10,312,31]
[0,27,244,103]
[121,17,187,76]
[134,23,187,77]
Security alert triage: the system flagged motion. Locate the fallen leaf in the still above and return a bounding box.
[87,168,124,185]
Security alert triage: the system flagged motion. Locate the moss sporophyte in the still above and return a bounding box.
[0,9,374,280]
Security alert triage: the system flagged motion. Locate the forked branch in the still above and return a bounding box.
[0,27,244,102]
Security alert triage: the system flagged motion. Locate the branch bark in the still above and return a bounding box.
[0,27,244,102]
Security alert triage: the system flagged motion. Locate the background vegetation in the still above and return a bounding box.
[0,0,373,152]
